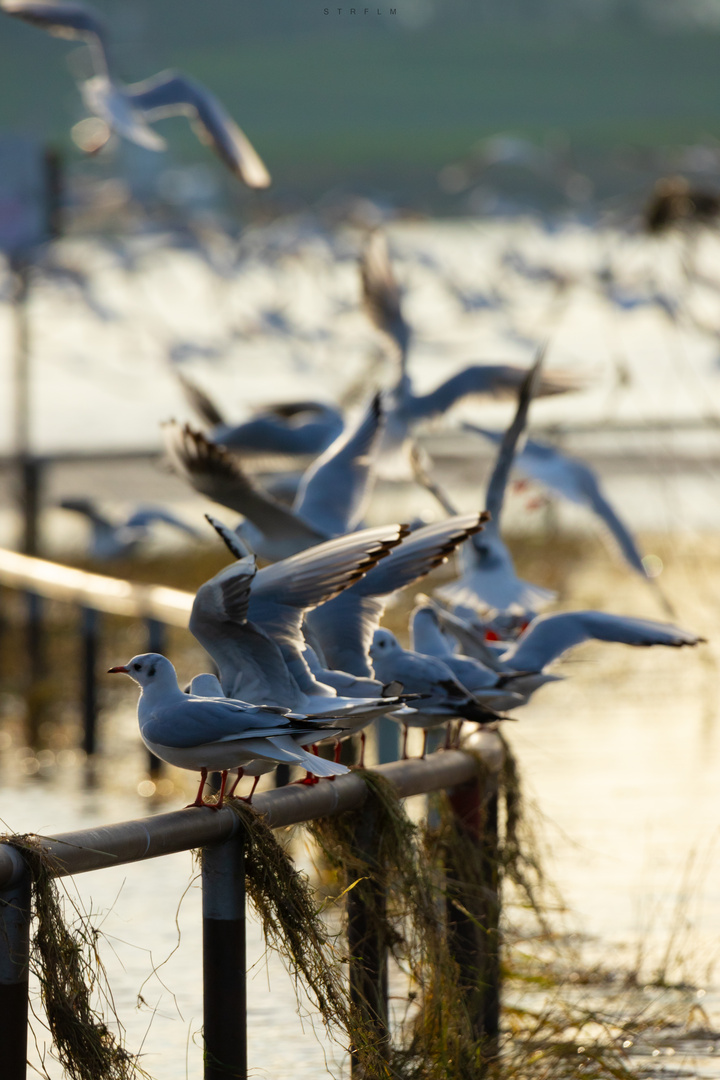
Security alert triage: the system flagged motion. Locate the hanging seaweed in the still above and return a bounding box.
[6,835,146,1080]
[226,800,392,1077]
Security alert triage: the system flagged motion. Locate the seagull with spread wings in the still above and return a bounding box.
[164,392,385,560]
[2,0,271,187]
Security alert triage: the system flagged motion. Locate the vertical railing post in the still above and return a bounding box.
[347,798,389,1076]
[145,619,165,776]
[375,716,399,765]
[0,847,32,1080]
[445,769,501,1067]
[81,606,98,757]
[202,835,247,1080]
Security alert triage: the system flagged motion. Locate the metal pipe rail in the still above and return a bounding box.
[0,736,504,1080]
[0,547,193,627]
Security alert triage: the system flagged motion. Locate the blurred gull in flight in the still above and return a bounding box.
[360,229,581,465]
[2,0,271,187]
[59,498,201,560]
[164,392,385,560]
[176,369,344,456]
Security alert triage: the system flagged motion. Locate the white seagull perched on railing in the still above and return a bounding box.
[108,653,349,808]
[1,0,271,188]
[368,628,503,758]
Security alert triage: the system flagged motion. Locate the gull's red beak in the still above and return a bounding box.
[107,666,129,674]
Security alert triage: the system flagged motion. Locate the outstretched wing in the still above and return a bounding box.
[163,421,326,548]
[125,70,271,188]
[360,229,411,366]
[504,610,703,671]
[305,514,488,677]
[293,393,384,535]
[407,361,578,420]
[175,369,227,429]
[125,505,201,537]
[484,350,545,530]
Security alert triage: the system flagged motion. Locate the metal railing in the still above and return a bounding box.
[0,735,504,1080]
[0,546,194,765]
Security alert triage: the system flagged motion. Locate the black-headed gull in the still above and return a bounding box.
[59,498,200,559]
[409,602,543,710]
[2,0,270,187]
[368,628,502,758]
[164,392,385,561]
[108,653,348,808]
[176,370,344,456]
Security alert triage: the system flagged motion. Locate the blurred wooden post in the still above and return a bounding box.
[445,770,501,1068]
[145,618,165,776]
[0,848,31,1080]
[81,606,99,756]
[347,797,389,1076]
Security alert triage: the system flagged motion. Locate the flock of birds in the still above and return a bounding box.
[4,0,706,808]
[107,237,702,808]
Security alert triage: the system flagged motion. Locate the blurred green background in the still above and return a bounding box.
[3,0,720,209]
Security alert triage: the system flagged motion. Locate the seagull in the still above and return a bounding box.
[190,519,413,716]
[176,370,344,456]
[409,602,544,709]
[419,354,557,617]
[368,629,502,758]
[304,513,489,678]
[164,392,385,561]
[359,230,580,463]
[59,498,201,559]
[107,653,348,808]
[461,424,652,584]
[2,0,271,187]
[188,672,328,799]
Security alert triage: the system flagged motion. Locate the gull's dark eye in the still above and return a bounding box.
[133,663,141,671]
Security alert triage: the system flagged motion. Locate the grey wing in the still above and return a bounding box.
[304,515,487,676]
[59,497,113,529]
[579,471,647,576]
[125,70,271,188]
[2,0,106,44]
[163,421,326,547]
[484,350,545,529]
[409,443,460,517]
[303,590,388,678]
[293,393,384,535]
[360,230,410,365]
[175,369,227,428]
[407,357,571,420]
[353,513,489,597]
[190,560,302,705]
[505,610,702,670]
[125,505,201,537]
[250,525,408,687]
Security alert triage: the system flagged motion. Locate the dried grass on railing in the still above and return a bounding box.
[6,835,146,1080]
